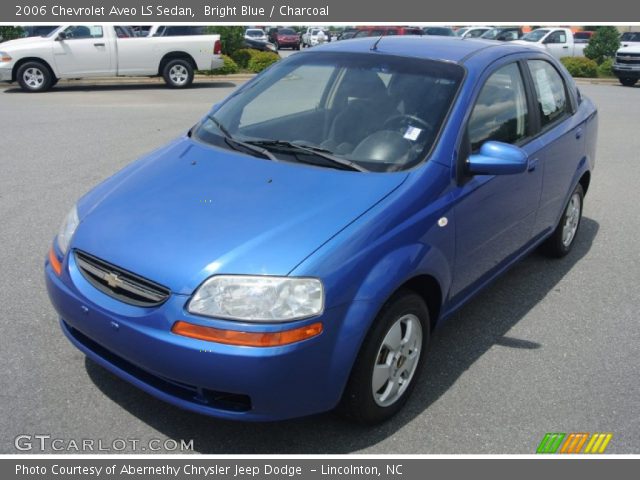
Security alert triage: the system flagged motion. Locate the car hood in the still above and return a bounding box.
[0,36,52,50]
[73,138,408,294]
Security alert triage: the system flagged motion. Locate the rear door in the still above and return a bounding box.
[53,25,113,76]
[525,58,586,236]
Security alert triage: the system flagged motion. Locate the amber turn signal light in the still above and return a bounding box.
[49,246,62,276]
[171,321,323,347]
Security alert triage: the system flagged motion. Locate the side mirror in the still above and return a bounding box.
[467,141,528,175]
[56,32,67,41]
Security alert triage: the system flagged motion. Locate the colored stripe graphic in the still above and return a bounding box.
[584,433,613,454]
[559,433,589,453]
[538,433,613,454]
[537,433,565,453]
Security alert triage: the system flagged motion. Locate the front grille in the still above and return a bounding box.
[616,53,640,65]
[74,250,170,307]
[64,321,252,412]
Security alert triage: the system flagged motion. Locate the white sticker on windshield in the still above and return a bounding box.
[403,126,422,141]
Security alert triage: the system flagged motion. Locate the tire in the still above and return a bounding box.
[162,58,194,89]
[619,77,638,87]
[275,42,280,51]
[339,290,430,424]
[541,183,584,258]
[16,61,53,92]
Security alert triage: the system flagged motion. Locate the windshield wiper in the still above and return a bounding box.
[207,115,276,161]
[246,140,368,172]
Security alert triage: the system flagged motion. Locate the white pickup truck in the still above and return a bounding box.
[612,45,640,87]
[0,25,223,92]
[513,28,587,59]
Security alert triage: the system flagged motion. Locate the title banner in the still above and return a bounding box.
[1,0,638,23]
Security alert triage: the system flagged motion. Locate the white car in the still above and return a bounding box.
[244,29,268,43]
[512,28,587,59]
[0,25,223,91]
[302,28,328,48]
[613,45,640,87]
[455,26,492,38]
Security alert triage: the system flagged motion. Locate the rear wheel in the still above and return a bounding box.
[162,59,194,89]
[17,61,53,92]
[541,183,584,258]
[619,77,638,87]
[339,290,429,424]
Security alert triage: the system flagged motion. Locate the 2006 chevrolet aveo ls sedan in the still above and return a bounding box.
[46,36,597,424]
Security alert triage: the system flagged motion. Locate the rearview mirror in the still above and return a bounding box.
[467,141,528,175]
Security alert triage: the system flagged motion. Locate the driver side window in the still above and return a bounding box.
[468,63,529,152]
[63,25,103,39]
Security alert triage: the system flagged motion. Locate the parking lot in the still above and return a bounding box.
[0,79,638,454]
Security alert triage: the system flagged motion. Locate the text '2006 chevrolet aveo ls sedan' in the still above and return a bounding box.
[46,36,597,424]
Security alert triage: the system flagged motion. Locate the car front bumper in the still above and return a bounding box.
[613,64,640,79]
[0,67,12,82]
[45,248,357,421]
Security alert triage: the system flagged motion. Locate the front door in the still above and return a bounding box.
[53,25,113,77]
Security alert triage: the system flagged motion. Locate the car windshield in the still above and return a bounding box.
[246,30,263,37]
[481,28,502,39]
[279,29,295,35]
[522,29,549,42]
[621,32,640,42]
[193,52,464,172]
[455,28,469,37]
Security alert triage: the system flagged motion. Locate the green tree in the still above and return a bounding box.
[584,26,621,64]
[0,26,24,42]
[205,26,245,55]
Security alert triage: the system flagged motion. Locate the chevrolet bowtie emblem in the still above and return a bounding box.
[104,272,122,289]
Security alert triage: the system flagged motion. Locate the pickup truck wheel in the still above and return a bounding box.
[619,77,638,87]
[339,290,429,424]
[17,61,53,92]
[163,59,194,89]
[542,183,584,258]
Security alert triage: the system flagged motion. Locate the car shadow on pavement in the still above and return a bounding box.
[2,82,238,93]
[85,217,599,454]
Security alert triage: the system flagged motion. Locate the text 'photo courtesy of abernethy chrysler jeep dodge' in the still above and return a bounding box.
[44,36,597,424]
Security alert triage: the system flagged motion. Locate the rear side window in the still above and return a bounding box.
[468,63,529,152]
[527,60,570,129]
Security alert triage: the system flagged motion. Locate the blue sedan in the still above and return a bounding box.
[45,36,597,423]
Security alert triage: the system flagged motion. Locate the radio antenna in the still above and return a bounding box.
[371,36,383,51]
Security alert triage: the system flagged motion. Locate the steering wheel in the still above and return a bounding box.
[383,114,433,134]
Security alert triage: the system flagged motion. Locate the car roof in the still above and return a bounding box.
[311,36,536,65]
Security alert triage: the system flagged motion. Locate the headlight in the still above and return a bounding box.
[187,275,324,322]
[57,205,79,255]
[0,52,12,62]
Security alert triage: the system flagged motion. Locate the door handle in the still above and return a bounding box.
[575,128,583,139]
[94,42,105,47]
[527,157,539,172]
[563,45,569,49]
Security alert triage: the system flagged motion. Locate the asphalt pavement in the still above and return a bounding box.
[0,78,638,454]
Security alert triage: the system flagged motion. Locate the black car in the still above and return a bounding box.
[242,37,278,53]
[422,27,456,36]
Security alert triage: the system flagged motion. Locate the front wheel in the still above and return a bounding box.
[17,61,53,92]
[541,183,584,258]
[162,59,194,89]
[619,77,638,87]
[339,290,430,424]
